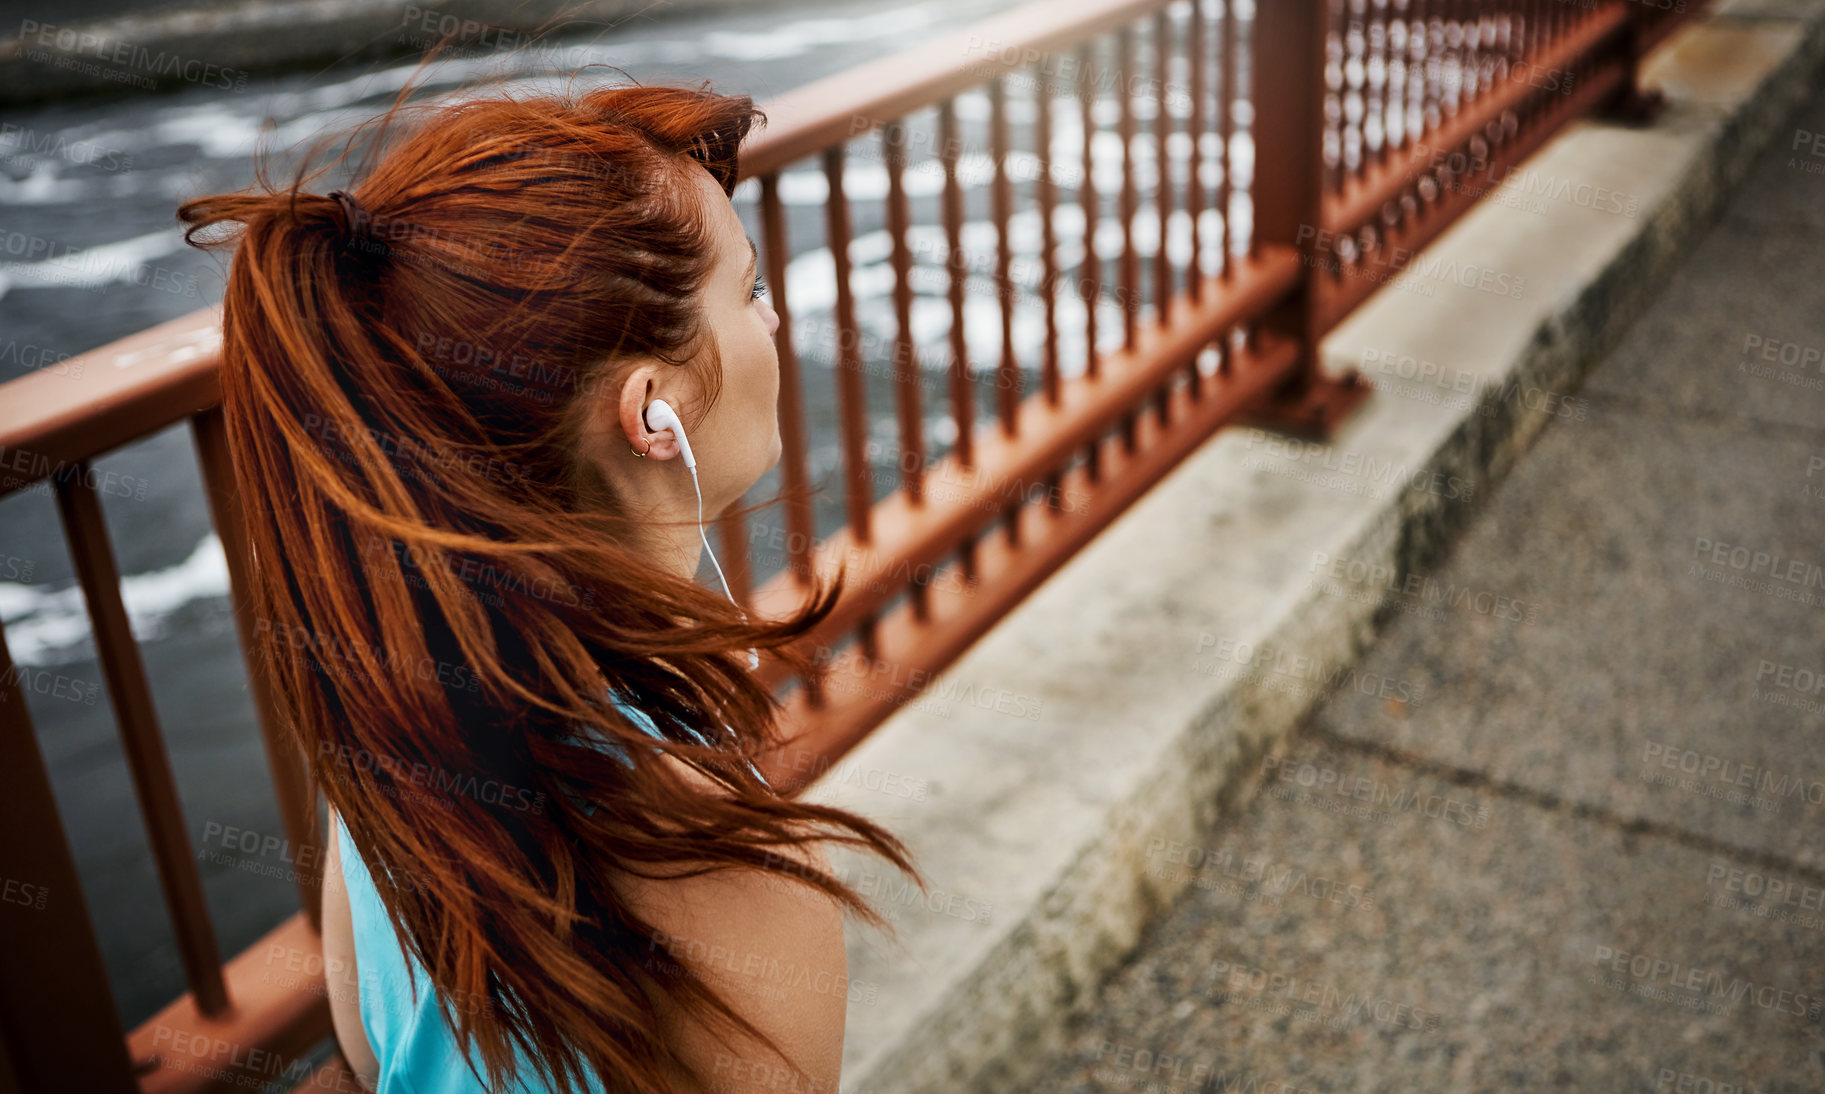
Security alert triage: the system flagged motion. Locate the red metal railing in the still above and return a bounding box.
[0,0,1703,1089]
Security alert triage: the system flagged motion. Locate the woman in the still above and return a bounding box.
[178,80,918,1094]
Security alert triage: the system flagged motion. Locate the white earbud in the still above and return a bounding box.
[643,399,758,671]
[644,399,694,470]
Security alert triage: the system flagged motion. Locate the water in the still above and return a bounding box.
[0,0,1250,1031]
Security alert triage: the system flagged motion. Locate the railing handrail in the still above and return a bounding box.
[0,307,220,497]
[736,0,1164,178]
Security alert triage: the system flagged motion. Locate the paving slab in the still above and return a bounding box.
[1312,401,1825,871]
[1023,734,1825,1094]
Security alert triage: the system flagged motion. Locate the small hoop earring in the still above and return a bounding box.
[630,439,651,457]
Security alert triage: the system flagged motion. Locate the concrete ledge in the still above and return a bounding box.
[800,4,1825,1092]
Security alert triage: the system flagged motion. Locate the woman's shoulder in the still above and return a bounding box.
[604,799,846,1093]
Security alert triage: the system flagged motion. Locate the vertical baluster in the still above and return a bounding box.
[1336,0,1357,193]
[1474,0,1488,105]
[1470,0,1493,194]
[1117,24,1139,354]
[1397,0,1413,161]
[1551,0,1566,87]
[758,173,817,601]
[1357,0,1371,176]
[1384,0,1409,251]
[936,97,980,583]
[1035,65,1061,407]
[1520,0,1532,77]
[1398,0,1416,141]
[1473,0,1489,106]
[53,467,227,1015]
[1328,0,1351,292]
[1503,0,1520,76]
[1450,0,1468,118]
[988,74,1020,437]
[1154,9,1175,328]
[1407,0,1426,145]
[191,409,319,927]
[1335,0,1350,207]
[1222,0,1242,376]
[1187,0,1206,304]
[1436,0,1453,121]
[1223,0,1239,278]
[1502,3,1518,131]
[1110,22,1141,457]
[880,115,932,624]
[1077,41,1103,384]
[1422,0,1441,138]
[1402,0,1428,248]
[1440,0,1461,203]
[1491,1,1506,101]
[1486,3,1502,107]
[1503,0,1518,143]
[822,145,875,606]
[1456,0,1474,107]
[1407,0,1422,142]
[1444,0,1466,197]
[1033,58,1069,512]
[0,623,140,1092]
[882,116,926,509]
[989,73,1029,549]
[937,99,975,477]
[879,113,934,624]
[1371,0,1389,168]
[1363,0,1390,269]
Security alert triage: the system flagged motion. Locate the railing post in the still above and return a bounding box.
[53,469,228,1015]
[1244,0,1370,439]
[0,626,140,1093]
[1599,0,1681,125]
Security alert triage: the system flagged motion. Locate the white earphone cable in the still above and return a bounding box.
[688,464,760,671]
[688,464,737,604]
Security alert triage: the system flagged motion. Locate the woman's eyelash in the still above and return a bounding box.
[750,271,768,300]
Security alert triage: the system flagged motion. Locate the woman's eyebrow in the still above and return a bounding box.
[742,236,757,288]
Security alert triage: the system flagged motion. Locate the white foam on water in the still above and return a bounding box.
[700,3,951,61]
[0,227,191,300]
[0,161,67,204]
[0,533,229,667]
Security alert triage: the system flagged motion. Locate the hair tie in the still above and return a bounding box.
[691,127,723,162]
[328,189,381,255]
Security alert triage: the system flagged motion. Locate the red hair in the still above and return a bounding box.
[178,77,917,1094]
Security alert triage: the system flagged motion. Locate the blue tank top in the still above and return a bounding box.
[335,692,739,1093]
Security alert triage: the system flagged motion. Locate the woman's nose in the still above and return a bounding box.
[763,298,780,338]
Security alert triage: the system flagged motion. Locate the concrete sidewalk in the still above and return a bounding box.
[1021,59,1825,1094]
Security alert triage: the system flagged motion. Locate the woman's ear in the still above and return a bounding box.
[604,361,683,462]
